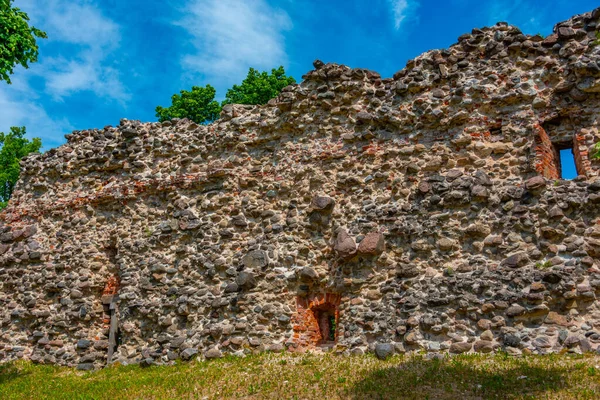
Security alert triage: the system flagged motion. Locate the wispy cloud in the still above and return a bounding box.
[388,0,419,30]
[1,0,127,150]
[15,0,129,102]
[174,0,292,95]
[0,83,73,149]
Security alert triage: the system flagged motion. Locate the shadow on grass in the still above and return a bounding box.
[0,362,30,386]
[347,355,577,400]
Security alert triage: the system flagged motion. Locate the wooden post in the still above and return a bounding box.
[106,295,119,365]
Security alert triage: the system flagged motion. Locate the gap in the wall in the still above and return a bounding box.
[559,148,577,179]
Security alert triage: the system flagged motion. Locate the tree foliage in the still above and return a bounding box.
[0,126,41,209]
[223,66,296,106]
[155,66,295,125]
[155,84,222,125]
[0,0,47,84]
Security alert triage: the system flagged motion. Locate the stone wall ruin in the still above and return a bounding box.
[2,9,600,369]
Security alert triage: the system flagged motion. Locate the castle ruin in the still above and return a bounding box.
[2,9,600,369]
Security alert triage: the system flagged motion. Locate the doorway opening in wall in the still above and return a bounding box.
[554,142,578,180]
[312,303,337,345]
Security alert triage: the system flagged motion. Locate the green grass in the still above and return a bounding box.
[535,260,552,269]
[1,352,600,399]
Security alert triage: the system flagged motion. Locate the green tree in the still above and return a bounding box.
[223,66,296,106]
[0,126,41,210]
[0,0,47,84]
[155,67,295,125]
[155,84,222,125]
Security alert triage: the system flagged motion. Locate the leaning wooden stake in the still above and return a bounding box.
[106,295,119,364]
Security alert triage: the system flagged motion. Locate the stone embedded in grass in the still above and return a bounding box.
[76,363,95,371]
[473,340,494,353]
[449,342,472,354]
[204,348,223,359]
[503,333,521,347]
[374,343,395,360]
[140,358,154,367]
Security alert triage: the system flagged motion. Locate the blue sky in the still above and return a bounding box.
[2,0,599,151]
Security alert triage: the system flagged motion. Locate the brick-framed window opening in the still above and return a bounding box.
[554,142,579,179]
[534,123,589,179]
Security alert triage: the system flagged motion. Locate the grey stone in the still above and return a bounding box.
[242,250,269,268]
[77,339,92,349]
[375,343,395,360]
[503,334,521,347]
[506,305,526,317]
[236,271,257,289]
[450,342,472,354]
[501,253,529,269]
[76,363,95,371]
[181,348,198,361]
[204,348,223,359]
[299,267,318,282]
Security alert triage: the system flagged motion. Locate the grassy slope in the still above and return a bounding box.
[1,353,599,399]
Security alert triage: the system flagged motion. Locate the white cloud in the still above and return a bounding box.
[388,0,418,30]
[42,56,129,103]
[0,83,72,149]
[175,0,292,95]
[34,1,119,48]
[0,0,127,150]
[14,0,128,102]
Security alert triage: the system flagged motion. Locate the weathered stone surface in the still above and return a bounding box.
[299,267,319,282]
[375,343,395,360]
[311,196,335,212]
[357,232,385,255]
[204,348,223,359]
[181,348,198,361]
[333,229,357,259]
[503,334,521,348]
[236,271,257,290]
[474,341,494,353]
[501,253,529,269]
[506,305,527,318]
[76,363,95,371]
[242,250,269,268]
[525,176,546,190]
[1,8,600,369]
[450,342,472,354]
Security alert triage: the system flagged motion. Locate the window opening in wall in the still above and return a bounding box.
[554,142,578,180]
[559,149,578,180]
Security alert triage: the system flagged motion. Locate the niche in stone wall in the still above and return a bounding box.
[293,293,341,348]
[312,303,337,344]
